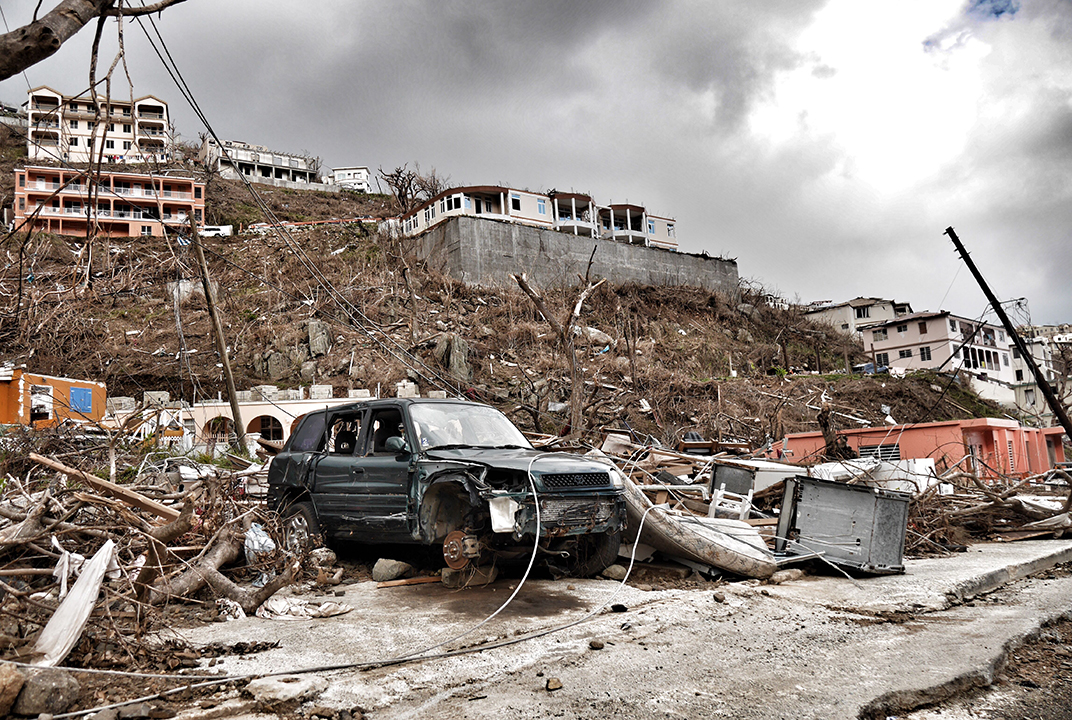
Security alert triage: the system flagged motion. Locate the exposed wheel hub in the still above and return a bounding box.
[443,530,480,569]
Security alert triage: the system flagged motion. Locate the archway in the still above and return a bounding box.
[247,414,284,442]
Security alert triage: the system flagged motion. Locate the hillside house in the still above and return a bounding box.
[399,186,679,251]
[13,166,205,238]
[24,86,172,164]
[804,297,913,338]
[866,311,1017,404]
[770,418,1066,480]
[198,138,333,192]
[331,166,371,192]
[0,366,106,427]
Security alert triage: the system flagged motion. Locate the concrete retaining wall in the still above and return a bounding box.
[411,216,738,293]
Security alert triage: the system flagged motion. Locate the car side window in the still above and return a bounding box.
[368,409,406,455]
[289,412,327,452]
[328,413,363,455]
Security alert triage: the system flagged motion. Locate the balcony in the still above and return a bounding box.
[137,111,166,120]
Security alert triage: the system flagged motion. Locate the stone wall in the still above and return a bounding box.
[411,216,738,293]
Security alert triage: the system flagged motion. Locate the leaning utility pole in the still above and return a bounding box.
[189,217,245,449]
[945,226,1072,441]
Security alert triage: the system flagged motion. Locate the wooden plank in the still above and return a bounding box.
[377,575,444,588]
[29,452,180,522]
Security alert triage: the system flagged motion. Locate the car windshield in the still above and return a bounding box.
[410,402,533,451]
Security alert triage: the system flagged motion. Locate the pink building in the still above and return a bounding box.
[769,418,1066,480]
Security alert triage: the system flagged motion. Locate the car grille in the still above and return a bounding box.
[540,472,610,489]
[539,498,617,526]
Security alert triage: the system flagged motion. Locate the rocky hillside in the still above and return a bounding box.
[0,127,1006,448]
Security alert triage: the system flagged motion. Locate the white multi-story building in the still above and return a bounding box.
[1010,335,1071,425]
[331,166,371,192]
[24,86,172,164]
[198,138,333,192]
[398,185,679,251]
[866,311,1017,404]
[804,297,913,338]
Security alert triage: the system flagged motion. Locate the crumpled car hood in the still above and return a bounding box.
[422,447,610,476]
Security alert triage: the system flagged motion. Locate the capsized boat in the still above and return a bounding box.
[622,477,776,579]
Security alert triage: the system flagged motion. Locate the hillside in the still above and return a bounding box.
[0,128,1007,448]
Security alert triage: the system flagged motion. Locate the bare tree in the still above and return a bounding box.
[0,0,190,81]
[378,162,451,214]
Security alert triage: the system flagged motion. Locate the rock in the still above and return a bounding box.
[589,639,605,650]
[433,333,471,381]
[309,548,337,569]
[13,668,80,716]
[736,328,754,343]
[601,564,627,581]
[712,591,726,603]
[87,710,120,720]
[442,564,499,589]
[307,320,331,357]
[118,702,152,718]
[574,326,614,346]
[300,360,317,384]
[736,303,756,318]
[610,603,628,613]
[0,662,25,716]
[769,569,805,585]
[545,678,563,692]
[245,675,327,705]
[547,402,569,414]
[265,351,290,381]
[371,558,414,583]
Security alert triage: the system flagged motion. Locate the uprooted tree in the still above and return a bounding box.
[0,0,190,81]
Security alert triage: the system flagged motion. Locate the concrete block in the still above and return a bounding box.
[281,388,303,400]
[235,390,253,403]
[106,396,136,414]
[427,390,448,399]
[142,391,169,407]
[309,384,333,400]
[395,380,419,398]
[349,388,371,398]
[252,385,278,401]
[245,675,327,705]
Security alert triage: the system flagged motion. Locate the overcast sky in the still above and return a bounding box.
[3,0,1070,324]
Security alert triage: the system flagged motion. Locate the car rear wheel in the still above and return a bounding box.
[282,501,321,552]
[566,530,621,577]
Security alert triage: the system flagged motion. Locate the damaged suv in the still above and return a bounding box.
[267,398,627,576]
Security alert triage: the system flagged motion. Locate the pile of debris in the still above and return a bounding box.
[0,448,309,716]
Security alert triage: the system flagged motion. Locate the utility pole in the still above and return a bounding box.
[945,226,1072,441]
[189,217,245,450]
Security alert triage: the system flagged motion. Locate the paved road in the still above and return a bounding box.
[173,539,1072,720]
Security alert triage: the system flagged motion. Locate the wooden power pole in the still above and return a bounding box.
[945,226,1072,442]
[189,218,245,449]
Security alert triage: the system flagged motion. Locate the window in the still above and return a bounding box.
[1026,388,1036,406]
[70,387,92,414]
[538,199,546,215]
[875,352,889,367]
[18,198,25,211]
[896,324,908,333]
[140,226,152,236]
[1015,369,1024,382]
[950,319,958,331]
[667,223,675,238]
[1012,347,1020,359]
[194,187,202,199]
[18,174,24,187]
[69,137,79,146]
[841,323,849,330]
[439,199,446,213]
[464,196,472,210]
[998,330,1005,341]
[1002,353,1009,366]
[108,123,115,131]
[87,121,95,130]
[899,349,913,359]
[918,321,928,334]
[647,220,655,234]
[511,194,521,211]
[70,120,79,129]
[122,141,131,150]
[105,140,114,149]
[872,329,887,342]
[123,124,131,133]
[855,306,870,319]
[195,209,202,221]
[919,346,932,361]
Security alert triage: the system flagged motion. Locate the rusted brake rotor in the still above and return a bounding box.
[442,530,471,569]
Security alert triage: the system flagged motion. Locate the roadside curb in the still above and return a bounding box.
[944,543,1072,605]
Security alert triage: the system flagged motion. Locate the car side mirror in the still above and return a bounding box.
[385,436,407,454]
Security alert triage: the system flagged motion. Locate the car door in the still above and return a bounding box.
[347,405,414,540]
[309,408,367,537]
